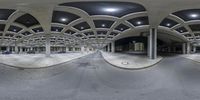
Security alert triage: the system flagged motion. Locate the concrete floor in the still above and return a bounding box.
[0,52,93,68]
[0,52,200,100]
[101,51,163,69]
[182,54,200,63]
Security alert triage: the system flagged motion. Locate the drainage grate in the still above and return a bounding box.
[121,61,129,65]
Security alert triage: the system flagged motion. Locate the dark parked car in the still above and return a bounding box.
[2,51,12,54]
[27,50,35,54]
[58,51,66,54]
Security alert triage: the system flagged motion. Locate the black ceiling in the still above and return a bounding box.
[93,20,114,28]
[82,37,87,40]
[110,32,119,36]
[84,31,94,36]
[52,11,80,25]
[184,34,192,37]
[73,22,91,31]
[97,31,107,35]
[0,9,15,20]
[189,24,200,31]
[32,27,44,33]
[8,25,22,33]
[0,24,5,31]
[21,31,32,36]
[89,36,95,39]
[194,33,200,36]
[160,18,178,28]
[175,27,188,33]
[51,26,63,32]
[98,36,105,38]
[16,35,22,38]
[76,34,83,37]
[107,36,113,39]
[173,9,200,21]
[59,2,146,17]
[15,14,40,27]
[127,16,149,26]
[5,33,14,37]
[114,24,130,32]
[65,29,76,35]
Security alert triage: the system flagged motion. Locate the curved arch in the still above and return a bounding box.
[5,11,48,46]
[159,9,200,42]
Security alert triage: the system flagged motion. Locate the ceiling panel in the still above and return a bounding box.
[59,2,146,17]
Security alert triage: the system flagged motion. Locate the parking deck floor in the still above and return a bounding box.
[0,52,200,100]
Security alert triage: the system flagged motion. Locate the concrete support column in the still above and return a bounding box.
[193,46,196,53]
[111,41,115,53]
[186,42,191,54]
[182,43,186,54]
[81,46,84,52]
[15,46,18,53]
[66,47,69,52]
[148,28,157,59]
[30,47,33,51]
[20,47,23,53]
[6,46,10,51]
[73,46,76,52]
[45,35,51,56]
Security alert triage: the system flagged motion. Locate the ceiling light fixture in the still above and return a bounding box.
[102,24,106,27]
[102,8,120,12]
[190,13,199,18]
[166,23,171,27]
[61,18,68,22]
[137,21,142,25]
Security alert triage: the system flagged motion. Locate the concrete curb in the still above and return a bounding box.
[0,53,94,69]
[182,56,200,64]
[100,52,163,70]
